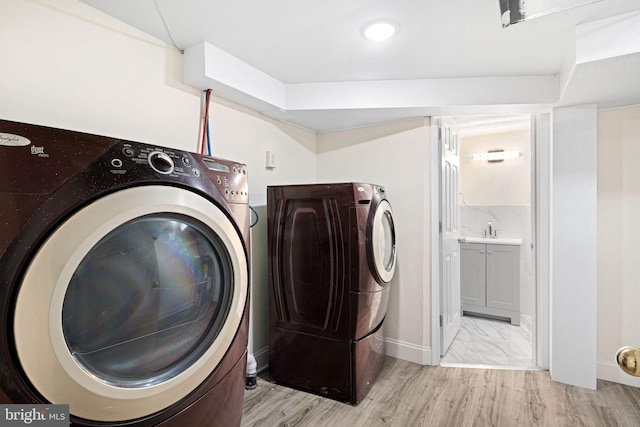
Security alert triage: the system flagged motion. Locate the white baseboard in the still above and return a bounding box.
[250,346,270,373]
[385,337,433,366]
[597,361,640,388]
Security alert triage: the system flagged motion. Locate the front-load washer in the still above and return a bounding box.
[0,119,250,426]
[267,183,396,404]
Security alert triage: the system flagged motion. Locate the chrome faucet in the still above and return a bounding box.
[488,221,492,237]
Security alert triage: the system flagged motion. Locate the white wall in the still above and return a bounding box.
[597,105,640,387]
[459,129,531,206]
[316,119,433,364]
[551,104,598,389]
[0,0,317,370]
[0,0,200,149]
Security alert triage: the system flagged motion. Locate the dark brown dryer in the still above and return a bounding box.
[267,183,396,404]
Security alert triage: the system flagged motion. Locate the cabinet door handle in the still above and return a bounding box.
[488,251,492,255]
[480,250,485,254]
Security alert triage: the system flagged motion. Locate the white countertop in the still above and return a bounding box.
[459,237,522,246]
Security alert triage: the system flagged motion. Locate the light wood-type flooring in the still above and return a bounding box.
[241,357,640,426]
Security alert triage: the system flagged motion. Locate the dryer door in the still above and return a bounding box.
[13,185,248,422]
[368,199,397,284]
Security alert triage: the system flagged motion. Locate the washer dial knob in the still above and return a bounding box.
[148,151,174,174]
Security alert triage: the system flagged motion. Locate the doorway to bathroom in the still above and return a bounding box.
[433,114,545,370]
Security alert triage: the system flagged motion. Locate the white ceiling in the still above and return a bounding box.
[80,0,640,132]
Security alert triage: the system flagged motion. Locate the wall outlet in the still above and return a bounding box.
[265,150,276,169]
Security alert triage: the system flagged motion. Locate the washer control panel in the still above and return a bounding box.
[108,142,248,203]
[202,157,249,203]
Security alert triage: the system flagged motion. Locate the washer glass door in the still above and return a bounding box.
[62,213,232,388]
[14,186,248,422]
[370,199,397,284]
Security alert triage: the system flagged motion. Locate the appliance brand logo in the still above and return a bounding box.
[1,405,68,426]
[0,133,31,147]
[30,146,48,157]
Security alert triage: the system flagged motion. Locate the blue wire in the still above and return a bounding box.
[249,205,259,228]
[206,122,211,156]
[205,90,212,156]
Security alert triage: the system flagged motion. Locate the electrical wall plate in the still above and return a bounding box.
[265,150,276,169]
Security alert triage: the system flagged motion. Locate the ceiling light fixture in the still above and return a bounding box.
[363,21,398,41]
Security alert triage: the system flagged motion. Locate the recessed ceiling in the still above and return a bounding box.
[80,0,640,131]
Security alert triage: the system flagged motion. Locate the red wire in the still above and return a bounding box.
[201,90,210,154]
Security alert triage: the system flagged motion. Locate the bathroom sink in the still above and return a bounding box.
[458,237,522,246]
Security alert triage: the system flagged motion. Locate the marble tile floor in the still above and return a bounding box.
[440,313,540,370]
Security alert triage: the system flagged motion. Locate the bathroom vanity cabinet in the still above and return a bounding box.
[460,240,520,325]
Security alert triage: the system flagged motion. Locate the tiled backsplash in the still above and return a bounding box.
[461,205,534,316]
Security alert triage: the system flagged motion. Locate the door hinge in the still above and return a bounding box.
[439,314,443,327]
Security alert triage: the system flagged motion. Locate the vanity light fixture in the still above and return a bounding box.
[472,150,520,162]
[363,21,398,41]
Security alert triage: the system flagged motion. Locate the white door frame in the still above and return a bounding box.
[533,113,551,369]
[430,113,551,368]
[430,120,442,364]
